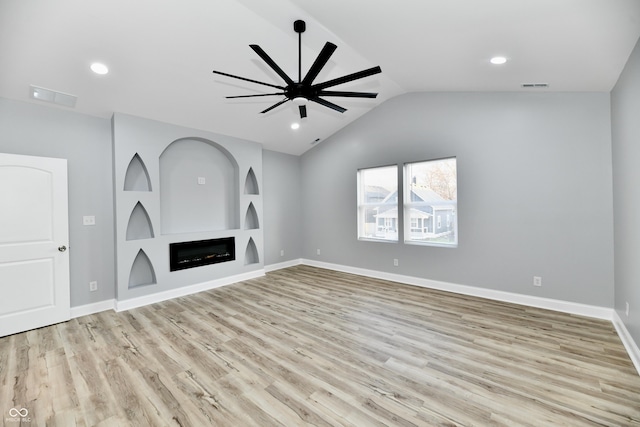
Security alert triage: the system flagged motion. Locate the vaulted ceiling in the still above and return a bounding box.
[1,0,639,155]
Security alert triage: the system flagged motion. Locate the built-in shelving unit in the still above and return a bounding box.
[113,113,263,304]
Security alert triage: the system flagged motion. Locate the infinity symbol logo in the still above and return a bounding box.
[8,407,28,417]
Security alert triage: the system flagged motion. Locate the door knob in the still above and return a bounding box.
[58,245,67,252]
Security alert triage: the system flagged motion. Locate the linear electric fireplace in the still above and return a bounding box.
[169,237,235,271]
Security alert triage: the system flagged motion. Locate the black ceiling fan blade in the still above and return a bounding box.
[212,70,285,90]
[299,105,307,119]
[309,97,346,113]
[301,42,337,86]
[260,98,290,114]
[226,92,285,99]
[318,90,378,98]
[313,66,382,90]
[250,44,295,86]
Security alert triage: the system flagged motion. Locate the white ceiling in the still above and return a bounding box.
[1,0,639,155]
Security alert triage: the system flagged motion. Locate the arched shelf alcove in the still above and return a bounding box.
[124,153,152,191]
[128,249,157,289]
[244,167,259,195]
[244,202,259,230]
[126,202,155,241]
[244,237,259,265]
[159,138,239,234]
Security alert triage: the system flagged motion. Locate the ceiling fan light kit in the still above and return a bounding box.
[212,20,382,119]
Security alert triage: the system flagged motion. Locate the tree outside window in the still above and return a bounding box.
[404,158,457,247]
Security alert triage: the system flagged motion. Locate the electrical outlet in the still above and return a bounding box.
[533,276,542,287]
[626,302,630,317]
[280,249,284,257]
[89,281,98,292]
[197,177,206,185]
[83,215,96,226]
[317,249,321,255]
[393,259,399,267]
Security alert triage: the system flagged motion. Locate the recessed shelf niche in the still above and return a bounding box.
[244,202,259,230]
[160,138,239,234]
[244,237,259,265]
[128,249,157,289]
[126,202,155,241]
[124,153,152,191]
[244,167,259,195]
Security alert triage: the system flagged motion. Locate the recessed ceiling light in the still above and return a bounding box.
[490,56,507,65]
[90,62,109,75]
[291,123,300,130]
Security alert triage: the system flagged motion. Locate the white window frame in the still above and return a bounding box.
[403,157,458,247]
[357,165,398,242]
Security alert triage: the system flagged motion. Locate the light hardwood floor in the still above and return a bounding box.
[1,265,639,426]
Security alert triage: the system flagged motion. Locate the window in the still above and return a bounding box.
[404,158,457,247]
[357,165,398,241]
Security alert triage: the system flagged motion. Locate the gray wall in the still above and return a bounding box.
[0,89,622,315]
[300,92,614,307]
[262,150,302,265]
[612,37,640,344]
[0,98,115,307]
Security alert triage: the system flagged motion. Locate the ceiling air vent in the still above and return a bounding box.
[521,83,549,88]
[30,85,77,107]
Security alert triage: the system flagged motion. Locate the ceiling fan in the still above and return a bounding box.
[212,20,382,119]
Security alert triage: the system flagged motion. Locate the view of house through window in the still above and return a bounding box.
[404,157,457,246]
[357,165,398,241]
[357,158,457,246]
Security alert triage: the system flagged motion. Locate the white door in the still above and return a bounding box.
[0,153,70,337]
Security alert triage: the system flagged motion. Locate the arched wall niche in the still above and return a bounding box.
[124,153,152,191]
[244,167,259,195]
[128,249,156,288]
[159,137,240,234]
[244,237,259,265]
[126,201,154,241]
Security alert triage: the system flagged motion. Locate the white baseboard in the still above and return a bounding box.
[264,258,303,272]
[300,259,613,320]
[71,299,116,318]
[114,269,265,312]
[69,270,266,317]
[612,310,640,375]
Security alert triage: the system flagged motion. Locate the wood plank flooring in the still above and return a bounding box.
[1,265,639,426]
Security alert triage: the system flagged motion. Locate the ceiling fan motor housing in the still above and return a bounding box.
[286,83,314,100]
[294,20,306,33]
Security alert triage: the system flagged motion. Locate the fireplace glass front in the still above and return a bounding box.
[169,237,235,271]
